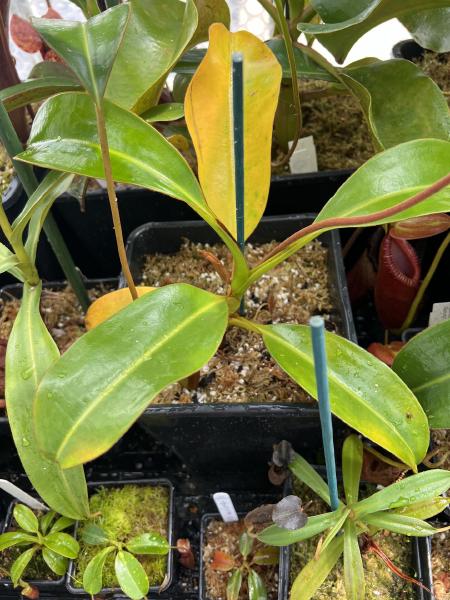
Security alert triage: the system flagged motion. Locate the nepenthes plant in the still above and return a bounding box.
[0,4,448,519]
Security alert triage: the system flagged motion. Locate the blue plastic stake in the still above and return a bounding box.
[310,316,340,511]
[232,52,245,315]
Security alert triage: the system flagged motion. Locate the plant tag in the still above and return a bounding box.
[0,480,48,511]
[289,136,318,174]
[429,302,450,327]
[213,492,239,523]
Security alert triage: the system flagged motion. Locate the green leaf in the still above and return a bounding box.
[343,520,365,600]
[0,532,37,551]
[83,546,116,595]
[0,77,81,113]
[126,533,169,555]
[81,523,109,546]
[258,511,342,546]
[67,0,100,18]
[115,550,149,600]
[260,324,429,470]
[342,435,363,505]
[401,9,450,53]
[291,536,344,600]
[341,59,450,149]
[50,516,75,533]
[252,546,280,566]
[29,61,80,81]
[191,0,230,47]
[248,568,267,600]
[32,4,130,102]
[10,547,36,587]
[106,0,198,113]
[267,39,339,82]
[43,532,80,559]
[13,505,39,534]
[289,453,333,507]
[298,0,450,63]
[40,511,56,535]
[226,569,242,600]
[319,507,350,554]
[393,497,450,520]
[0,244,22,282]
[141,103,184,123]
[34,284,228,468]
[5,283,89,520]
[354,469,450,517]
[363,511,450,536]
[393,319,450,429]
[42,547,69,576]
[238,532,253,559]
[12,171,74,262]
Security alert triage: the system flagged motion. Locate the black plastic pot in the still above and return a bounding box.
[124,215,356,487]
[66,478,174,596]
[41,170,353,281]
[0,500,66,595]
[392,39,425,61]
[199,512,286,600]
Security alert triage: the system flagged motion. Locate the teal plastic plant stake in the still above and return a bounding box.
[232,52,245,315]
[310,316,339,511]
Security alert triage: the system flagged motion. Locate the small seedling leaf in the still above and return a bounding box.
[238,532,253,558]
[126,532,169,555]
[248,568,268,600]
[226,569,242,600]
[13,505,39,534]
[0,531,37,551]
[43,532,80,559]
[253,546,280,566]
[50,516,75,533]
[115,550,149,600]
[211,550,235,572]
[83,546,115,595]
[81,523,109,546]
[40,511,56,535]
[272,495,308,531]
[10,547,36,587]
[42,547,69,576]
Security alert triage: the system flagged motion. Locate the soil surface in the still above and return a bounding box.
[432,529,450,600]
[141,239,335,405]
[415,51,450,104]
[290,481,416,599]
[203,519,279,600]
[0,145,14,197]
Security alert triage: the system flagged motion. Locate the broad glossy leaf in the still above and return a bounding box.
[11,547,36,587]
[34,284,229,468]
[226,569,242,600]
[342,435,363,505]
[81,523,109,546]
[12,171,74,262]
[126,533,169,555]
[354,469,450,517]
[85,287,155,330]
[393,320,450,428]
[394,497,450,520]
[291,536,344,600]
[363,511,450,536]
[185,23,282,239]
[341,59,450,149]
[18,92,206,213]
[42,547,69,576]
[83,546,115,594]
[5,283,89,519]
[115,550,149,600]
[343,520,364,600]
[0,77,81,112]
[401,9,450,53]
[141,103,184,123]
[258,511,341,546]
[289,453,332,506]
[13,505,39,534]
[43,532,80,559]
[191,0,230,47]
[0,532,37,551]
[0,244,22,281]
[316,139,450,227]
[298,0,450,63]
[248,569,267,600]
[106,0,197,113]
[261,324,429,469]
[390,214,450,240]
[50,516,75,533]
[32,5,130,102]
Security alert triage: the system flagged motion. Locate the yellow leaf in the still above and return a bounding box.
[185,23,281,239]
[85,287,155,330]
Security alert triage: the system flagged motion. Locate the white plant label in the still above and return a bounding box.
[289,136,318,174]
[213,492,239,523]
[0,480,48,511]
[429,302,450,327]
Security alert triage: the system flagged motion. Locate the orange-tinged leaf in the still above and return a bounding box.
[390,214,450,240]
[85,287,155,330]
[211,550,235,571]
[10,14,42,54]
[185,23,281,239]
[367,341,404,367]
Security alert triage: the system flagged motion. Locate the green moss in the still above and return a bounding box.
[290,482,415,600]
[73,484,170,590]
[0,144,14,196]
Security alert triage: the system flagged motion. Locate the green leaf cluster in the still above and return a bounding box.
[258,435,450,600]
[0,505,77,588]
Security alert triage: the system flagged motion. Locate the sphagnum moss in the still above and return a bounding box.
[73,485,169,590]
